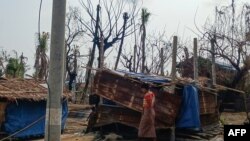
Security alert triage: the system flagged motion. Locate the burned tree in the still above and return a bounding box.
[65,7,85,90]
[114,12,129,70]
[198,3,250,88]
[74,0,139,98]
[77,0,139,61]
[120,31,173,75]
[145,32,172,75]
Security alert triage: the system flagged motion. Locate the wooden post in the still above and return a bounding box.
[133,44,137,72]
[45,0,66,140]
[211,37,216,85]
[73,46,77,73]
[160,48,164,76]
[171,36,177,81]
[193,38,198,82]
[99,34,104,68]
[170,36,177,141]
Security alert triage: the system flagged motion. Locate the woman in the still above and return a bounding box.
[138,84,156,141]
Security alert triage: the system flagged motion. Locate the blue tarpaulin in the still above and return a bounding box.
[176,85,201,130]
[4,100,68,138]
[116,70,170,84]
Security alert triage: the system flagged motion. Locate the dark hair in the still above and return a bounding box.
[141,83,150,90]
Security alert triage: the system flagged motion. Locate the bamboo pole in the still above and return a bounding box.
[211,37,216,85]
[193,38,198,82]
[171,36,177,81]
[160,48,164,76]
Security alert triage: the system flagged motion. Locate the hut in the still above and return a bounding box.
[88,69,218,131]
[0,78,71,138]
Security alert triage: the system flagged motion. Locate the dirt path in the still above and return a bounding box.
[220,112,247,125]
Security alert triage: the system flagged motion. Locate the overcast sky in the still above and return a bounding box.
[0,0,249,75]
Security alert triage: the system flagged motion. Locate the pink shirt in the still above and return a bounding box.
[143,91,155,108]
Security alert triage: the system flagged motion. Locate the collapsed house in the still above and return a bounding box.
[0,78,71,138]
[88,69,220,132]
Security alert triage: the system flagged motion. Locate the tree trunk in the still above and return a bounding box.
[141,25,146,73]
[68,72,77,90]
[193,38,198,82]
[114,12,129,70]
[133,44,137,72]
[211,37,216,85]
[160,48,164,76]
[98,34,104,68]
[68,49,78,90]
[81,5,101,103]
[34,47,40,78]
[231,67,248,88]
[171,36,177,80]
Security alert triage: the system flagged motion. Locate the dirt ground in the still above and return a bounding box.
[220,112,248,125]
[33,104,249,141]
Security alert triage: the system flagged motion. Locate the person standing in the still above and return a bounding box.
[138,84,156,141]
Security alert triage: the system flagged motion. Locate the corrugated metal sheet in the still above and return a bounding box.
[93,70,182,127]
[199,91,217,114]
[94,105,141,128]
[92,69,219,129]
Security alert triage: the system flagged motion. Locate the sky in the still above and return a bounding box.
[0,0,249,75]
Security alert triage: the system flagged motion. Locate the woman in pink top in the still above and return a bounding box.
[138,84,156,141]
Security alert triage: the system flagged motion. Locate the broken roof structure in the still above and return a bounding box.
[89,69,219,130]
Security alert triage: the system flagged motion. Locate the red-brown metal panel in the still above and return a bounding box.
[92,70,219,129]
[93,70,182,127]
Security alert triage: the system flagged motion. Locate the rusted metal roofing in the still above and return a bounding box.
[91,69,222,129]
[0,78,71,101]
[93,69,182,128]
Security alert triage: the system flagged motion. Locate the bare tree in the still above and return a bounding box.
[74,0,140,100]
[120,31,173,75]
[146,32,173,75]
[198,2,250,88]
[65,7,85,90]
[120,53,133,72]
[77,0,140,61]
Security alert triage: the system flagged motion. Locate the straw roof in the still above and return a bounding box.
[0,78,72,101]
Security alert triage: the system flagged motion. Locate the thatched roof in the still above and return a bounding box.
[0,78,71,101]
